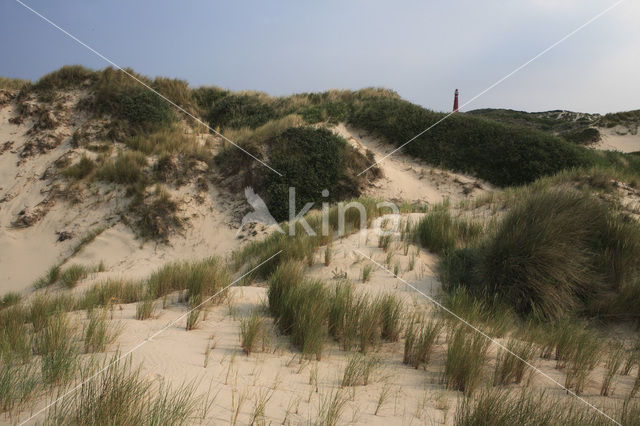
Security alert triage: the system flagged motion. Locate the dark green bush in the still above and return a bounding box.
[264,127,369,221]
[349,98,593,187]
[205,93,278,129]
[91,68,180,134]
[560,127,601,145]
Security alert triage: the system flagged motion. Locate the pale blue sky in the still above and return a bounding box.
[1,0,638,113]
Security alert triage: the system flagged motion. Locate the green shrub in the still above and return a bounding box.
[92,68,178,133]
[349,97,594,187]
[205,92,278,129]
[215,127,374,221]
[560,127,601,145]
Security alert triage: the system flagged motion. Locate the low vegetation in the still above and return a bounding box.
[455,387,639,425]
[46,353,205,425]
[442,325,490,396]
[441,187,640,321]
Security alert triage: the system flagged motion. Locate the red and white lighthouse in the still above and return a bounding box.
[453,89,459,112]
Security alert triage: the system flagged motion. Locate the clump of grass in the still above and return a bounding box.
[378,293,403,342]
[443,325,489,395]
[186,307,201,331]
[601,342,625,396]
[492,338,536,386]
[341,352,379,387]
[29,293,76,332]
[46,352,202,424]
[240,311,266,355]
[622,340,640,375]
[361,264,373,282]
[328,280,361,351]
[84,308,117,353]
[454,388,610,425]
[412,206,482,254]
[62,155,96,180]
[324,241,332,266]
[0,362,39,415]
[374,382,393,416]
[267,261,305,330]
[378,234,392,252]
[403,315,443,369]
[33,264,62,289]
[0,76,31,91]
[267,262,330,359]
[290,280,330,360]
[78,279,145,310]
[0,292,20,309]
[135,298,155,320]
[97,150,148,184]
[60,264,89,289]
[564,331,601,395]
[315,388,349,426]
[445,188,640,321]
[35,313,79,385]
[327,282,400,353]
[132,186,184,241]
[408,250,417,271]
[358,300,382,354]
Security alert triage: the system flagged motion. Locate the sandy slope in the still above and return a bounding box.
[333,123,491,205]
[0,96,243,294]
[593,126,640,153]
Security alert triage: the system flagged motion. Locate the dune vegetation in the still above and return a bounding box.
[3,64,640,423]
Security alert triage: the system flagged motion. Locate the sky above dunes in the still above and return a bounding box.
[1,0,638,114]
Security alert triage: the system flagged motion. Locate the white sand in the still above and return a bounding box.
[593,125,640,153]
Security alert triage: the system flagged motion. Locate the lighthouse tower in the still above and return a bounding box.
[453,89,459,112]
